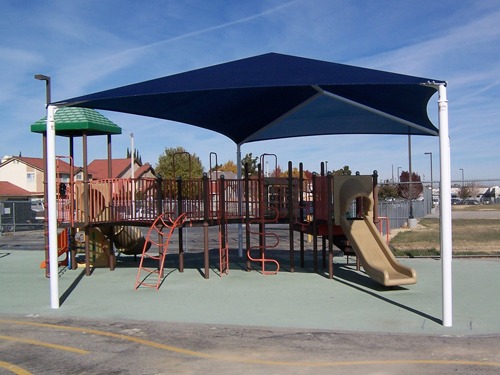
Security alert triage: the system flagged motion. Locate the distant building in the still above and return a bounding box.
[88,158,156,179]
[482,186,499,204]
[0,156,156,201]
[0,156,82,197]
[0,181,34,200]
[209,170,237,180]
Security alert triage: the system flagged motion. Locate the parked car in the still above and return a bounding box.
[451,198,461,205]
[1,200,44,232]
[30,200,45,221]
[460,199,480,205]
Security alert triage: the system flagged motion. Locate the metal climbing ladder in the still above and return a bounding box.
[134,213,187,290]
[218,215,229,275]
[247,207,280,275]
[217,175,230,275]
[246,156,281,275]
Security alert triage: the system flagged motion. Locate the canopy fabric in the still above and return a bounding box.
[53,53,445,145]
[31,107,122,137]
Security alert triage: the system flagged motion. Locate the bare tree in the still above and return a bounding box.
[457,182,479,200]
[397,171,423,200]
[241,153,258,175]
[379,179,399,200]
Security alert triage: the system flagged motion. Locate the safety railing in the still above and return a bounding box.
[377,216,390,244]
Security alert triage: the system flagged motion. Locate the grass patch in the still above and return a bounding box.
[452,203,500,212]
[390,218,500,257]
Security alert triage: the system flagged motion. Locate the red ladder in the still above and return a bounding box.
[40,229,69,272]
[218,212,229,276]
[134,213,187,290]
[247,207,280,275]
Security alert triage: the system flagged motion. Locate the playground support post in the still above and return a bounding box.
[244,163,251,271]
[106,134,115,271]
[218,174,227,270]
[372,171,379,227]
[237,144,243,257]
[321,163,326,269]
[130,132,135,216]
[287,161,295,272]
[202,173,210,279]
[176,176,184,272]
[83,133,91,276]
[47,105,59,309]
[299,163,305,268]
[311,173,318,273]
[438,83,452,327]
[326,172,334,279]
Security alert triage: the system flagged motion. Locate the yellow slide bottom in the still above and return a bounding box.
[340,216,416,286]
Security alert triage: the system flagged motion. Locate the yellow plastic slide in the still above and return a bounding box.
[334,175,416,286]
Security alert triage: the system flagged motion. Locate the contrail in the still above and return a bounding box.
[112,1,299,60]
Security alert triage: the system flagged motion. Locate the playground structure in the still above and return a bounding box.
[30,97,415,287]
[33,53,454,322]
[47,152,416,287]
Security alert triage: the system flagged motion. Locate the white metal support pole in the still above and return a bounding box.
[438,84,452,327]
[130,133,135,215]
[408,134,414,218]
[47,104,59,309]
[236,144,243,257]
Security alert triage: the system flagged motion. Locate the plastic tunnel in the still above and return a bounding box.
[78,182,151,257]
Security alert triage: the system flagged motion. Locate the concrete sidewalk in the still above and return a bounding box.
[1,248,500,336]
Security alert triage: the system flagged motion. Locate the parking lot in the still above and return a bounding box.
[2,315,500,375]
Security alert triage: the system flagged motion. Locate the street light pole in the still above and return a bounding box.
[130,132,135,215]
[424,152,433,192]
[408,134,413,219]
[35,74,59,309]
[35,74,60,309]
[34,74,51,105]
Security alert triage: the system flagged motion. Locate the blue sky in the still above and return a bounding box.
[2,0,499,182]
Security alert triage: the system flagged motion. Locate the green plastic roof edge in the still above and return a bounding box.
[30,107,122,136]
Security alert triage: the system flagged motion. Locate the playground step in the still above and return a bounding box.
[247,207,280,275]
[135,213,186,290]
[218,217,229,276]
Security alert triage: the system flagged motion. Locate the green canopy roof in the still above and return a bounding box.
[30,107,122,137]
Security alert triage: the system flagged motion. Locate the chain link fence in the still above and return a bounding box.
[377,187,433,232]
[3,177,499,239]
[0,201,45,235]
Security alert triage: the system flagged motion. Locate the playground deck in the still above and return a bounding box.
[52,170,415,287]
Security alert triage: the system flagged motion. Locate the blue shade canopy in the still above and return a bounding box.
[54,53,445,145]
